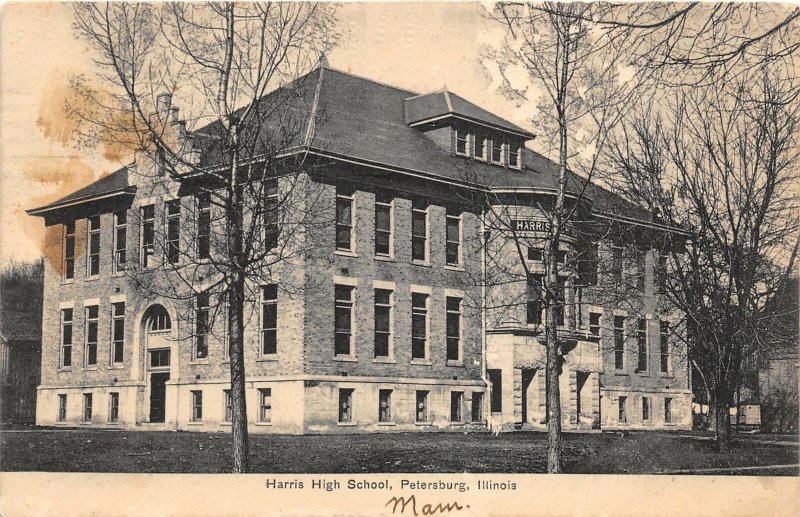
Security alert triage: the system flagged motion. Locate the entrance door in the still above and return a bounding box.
[521,368,536,423]
[149,372,170,423]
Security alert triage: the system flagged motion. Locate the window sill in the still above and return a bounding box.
[335,250,358,258]
[614,372,629,376]
[414,421,433,426]
[446,360,464,367]
[411,260,431,268]
[219,422,232,426]
[187,421,203,426]
[337,422,357,427]
[450,422,465,426]
[377,422,396,426]
[256,356,278,362]
[254,422,273,426]
[636,370,650,376]
[111,272,126,278]
[83,367,98,371]
[190,360,210,366]
[80,421,92,426]
[659,373,674,378]
[106,421,119,425]
[375,255,395,262]
[61,279,76,285]
[410,359,432,366]
[58,368,73,372]
[373,358,396,364]
[333,355,358,362]
[444,264,464,272]
[108,365,124,370]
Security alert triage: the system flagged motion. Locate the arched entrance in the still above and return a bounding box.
[143,304,172,423]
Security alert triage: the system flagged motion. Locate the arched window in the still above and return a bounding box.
[144,305,171,332]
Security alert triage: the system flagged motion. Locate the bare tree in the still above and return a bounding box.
[70,2,338,472]
[607,66,800,450]
[483,2,651,473]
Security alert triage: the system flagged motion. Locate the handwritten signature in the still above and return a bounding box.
[386,494,469,515]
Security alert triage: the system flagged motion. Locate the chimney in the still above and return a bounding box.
[156,92,173,113]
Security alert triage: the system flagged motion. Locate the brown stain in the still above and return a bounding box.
[36,70,81,146]
[19,157,101,272]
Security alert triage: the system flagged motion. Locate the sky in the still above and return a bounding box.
[0,1,536,264]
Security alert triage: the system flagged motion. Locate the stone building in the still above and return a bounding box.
[28,64,692,433]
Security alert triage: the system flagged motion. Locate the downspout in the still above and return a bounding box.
[480,209,490,429]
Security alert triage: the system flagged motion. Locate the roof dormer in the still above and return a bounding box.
[404,89,533,169]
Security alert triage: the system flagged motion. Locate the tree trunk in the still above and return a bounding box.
[227,129,250,473]
[545,302,563,473]
[714,403,732,452]
[228,271,250,473]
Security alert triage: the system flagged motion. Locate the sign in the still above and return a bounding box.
[511,219,551,233]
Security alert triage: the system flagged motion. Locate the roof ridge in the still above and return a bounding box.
[321,66,419,96]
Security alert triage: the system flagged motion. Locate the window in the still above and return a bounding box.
[63,221,75,280]
[471,393,484,422]
[113,211,127,273]
[191,390,203,422]
[58,394,67,422]
[261,284,278,355]
[223,389,232,423]
[589,312,601,336]
[259,388,272,423]
[660,321,671,373]
[264,181,279,250]
[527,247,543,261]
[526,274,543,325]
[411,200,428,262]
[446,297,462,362]
[488,369,502,413]
[618,396,627,423]
[378,389,392,423]
[166,200,180,264]
[374,289,392,358]
[664,397,673,423]
[84,305,98,367]
[554,276,566,326]
[109,393,119,423]
[579,244,599,286]
[642,396,651,422]
[611,246,623,282]
[338,388,353,423]
[111,302,125,365]
[374,192,392,256]
[197,194,211,259]
[508,143,520,168]
[60,308,73,368]
[474,133,486,160]
[450,391,463,422]
[411,292,428,360]
[614,316,625,370]
[87,215,101,277]
[195,292,209,360]
[334,285,354,356]
[637,319,648,372]
[445,211,461,266]
[149,349,170,368]
[82,393,93,422]
[335,187,354,252]
[415,391,428,422]
[491,138,503,163]
[140,204,155,268]
[148,307,171,332]
[261,285,278,355]
[455,128,469,155]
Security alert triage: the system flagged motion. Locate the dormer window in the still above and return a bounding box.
[474,133,487,160]
[491,139,504,164]
[455,128,470,156]
[508,144,520,169]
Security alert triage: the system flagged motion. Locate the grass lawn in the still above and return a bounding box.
[1,428,796,475]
